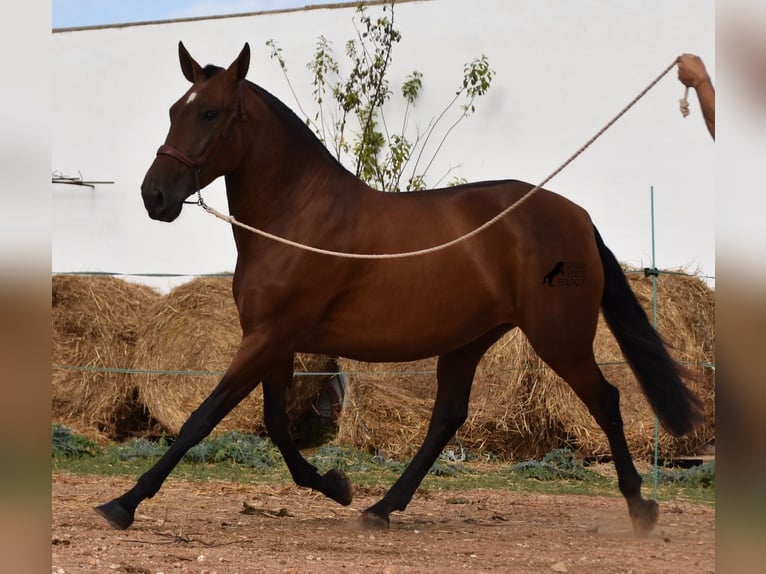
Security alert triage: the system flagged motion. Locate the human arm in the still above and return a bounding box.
[677,53,715,139]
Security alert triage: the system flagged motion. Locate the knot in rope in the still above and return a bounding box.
[679,86,691,118]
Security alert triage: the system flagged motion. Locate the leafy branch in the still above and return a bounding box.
[267,0,494,192]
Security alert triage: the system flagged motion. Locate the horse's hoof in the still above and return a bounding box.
[629,498,659,537]
[322,468,353,506]
[361,509,390,530]
[94,499,135,530]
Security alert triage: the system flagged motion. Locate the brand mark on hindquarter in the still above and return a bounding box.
[542,261,586,287]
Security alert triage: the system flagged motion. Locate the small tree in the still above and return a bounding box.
[267,0,494,191]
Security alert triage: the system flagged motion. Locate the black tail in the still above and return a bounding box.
[594,227,703,437]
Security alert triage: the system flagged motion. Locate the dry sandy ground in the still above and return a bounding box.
[52,473,714,573]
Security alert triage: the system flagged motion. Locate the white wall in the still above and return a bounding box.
[52,0,715,292]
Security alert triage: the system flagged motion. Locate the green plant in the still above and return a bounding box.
[648,461,715,489]
[184,432,281,470]
[115,437,166,461]
[307,444,407,473]
[267,0,494,192]
[507,448,600,481]
[429,460,465,477]
[309,444,370,472]
[51,424,101,458]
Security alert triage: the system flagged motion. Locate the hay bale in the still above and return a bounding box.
[133,276,337,436]
[52,274,162,439]
[461,331,564,460]
[335,359,436,460]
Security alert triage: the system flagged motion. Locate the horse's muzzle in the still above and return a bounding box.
[141,181,183,222]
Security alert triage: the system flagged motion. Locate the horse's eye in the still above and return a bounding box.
[201,110,219,121]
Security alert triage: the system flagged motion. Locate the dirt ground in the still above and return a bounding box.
[52,473,714,574]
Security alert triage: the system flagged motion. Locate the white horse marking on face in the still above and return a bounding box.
[186,92,198,104]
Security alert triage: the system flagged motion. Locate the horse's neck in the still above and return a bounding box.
[224,141,373,256]
[223,88,379,250]
[226,146,361,209]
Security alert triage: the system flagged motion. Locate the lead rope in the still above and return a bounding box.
[679,86,691,118]
[199,58,681,259]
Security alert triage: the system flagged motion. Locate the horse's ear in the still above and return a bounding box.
[178,41,203,83]
[227,43,250,81]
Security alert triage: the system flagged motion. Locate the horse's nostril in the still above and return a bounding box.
[153,186,166,207]
[141,179,184,222]
[141,183,165,209]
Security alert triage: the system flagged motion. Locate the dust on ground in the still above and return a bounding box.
[52,473,714,573]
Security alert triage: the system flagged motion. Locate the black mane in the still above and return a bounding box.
[245,80,349,172]
[200,62,348,172]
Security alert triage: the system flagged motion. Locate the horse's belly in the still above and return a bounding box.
[304,284,507,362]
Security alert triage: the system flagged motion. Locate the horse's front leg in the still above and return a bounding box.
[362,327,509,528]
[360,359,472,529]
[262,358,353,506]
[95,333,270,530]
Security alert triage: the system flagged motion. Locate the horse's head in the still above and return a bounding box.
[141,42,250,222]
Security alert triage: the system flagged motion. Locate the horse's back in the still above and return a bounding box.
[301,180,604,361]
[363,179,602,295]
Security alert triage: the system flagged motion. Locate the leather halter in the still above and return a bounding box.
[156,81,247,171]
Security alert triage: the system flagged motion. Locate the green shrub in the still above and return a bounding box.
[507,448,599,481]
[51,424,101,458]
[115,437,166,461]
[308,444,358,471]
[648,461,715,488]
[184,432,281,470]
[429,460,465,477]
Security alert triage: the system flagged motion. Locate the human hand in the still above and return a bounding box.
[677,53,711,88]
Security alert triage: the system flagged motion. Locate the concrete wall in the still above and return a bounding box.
[52,0,715,291]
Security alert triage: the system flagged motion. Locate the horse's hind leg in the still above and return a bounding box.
[261,358,352,506]
[361,326,510,528]
[533,349,657,536]
[593,373,659,536]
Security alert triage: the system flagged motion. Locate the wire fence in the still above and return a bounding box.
[52,263,715,495]
[52,265,716,377]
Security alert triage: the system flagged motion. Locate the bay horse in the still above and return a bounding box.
[96,42,702,536]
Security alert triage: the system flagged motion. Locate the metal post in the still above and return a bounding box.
[650,186,660,500]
